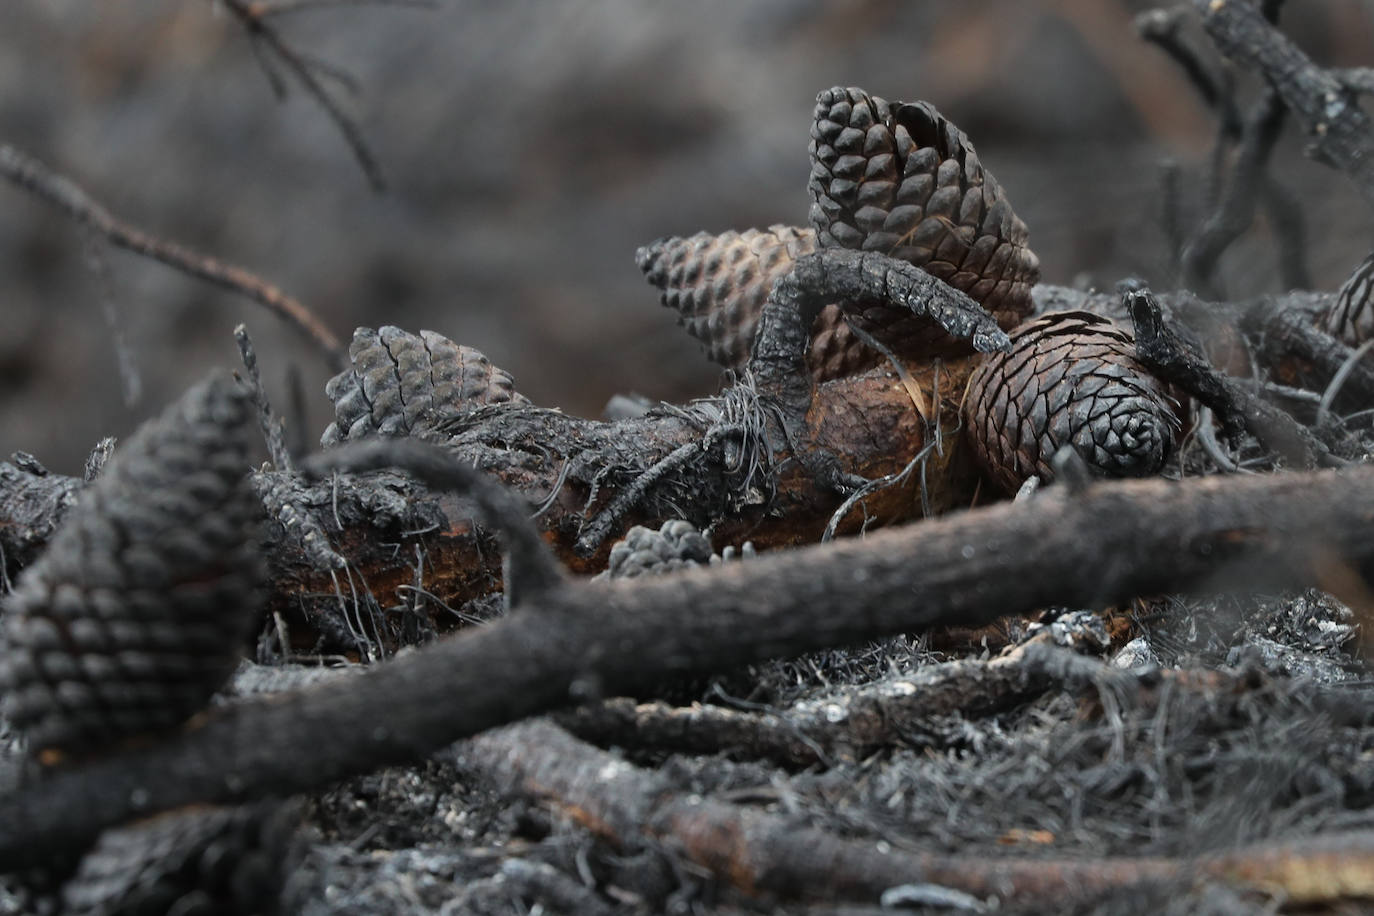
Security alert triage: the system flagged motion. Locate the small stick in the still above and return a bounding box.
[80,227,142,407]
[1317,337,1374,427]
[1127,287,1338,468]
[234,325,293,471]
[559,641,1060,768]
[0,144,345,371]
[221,0,391,191]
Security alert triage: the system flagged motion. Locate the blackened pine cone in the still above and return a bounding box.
[636,226,819,370]
[598,520,714,580]
[1322,250,1374,346]
[0,373,265,757]
[808,87,1040,328]
[962,312,1181,494]
[321,326,529,446]
[60,801,300,916]
[636,227,908,380]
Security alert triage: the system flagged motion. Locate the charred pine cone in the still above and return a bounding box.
[808,86,1040,325]
[639,88,1039,383]
[597,520,713,580]
[596,520,754,580]
[1322,250,1374,346]
[0,373,265,759]
[638,87,1191,500]
[322,326,528,446]
[635,226,819,370]
[963,312,1182,494]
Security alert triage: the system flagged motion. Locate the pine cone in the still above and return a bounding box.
[636,226,820,369]
[322,326,528,446]
[1322,250,1374,346]
[636,228,908,380]
[962,312,1181,494]
[808,87,1040,328]
[638,87,1040,382]
[61,802,300,916]
[598,520,714,580]
[0,373,265,757]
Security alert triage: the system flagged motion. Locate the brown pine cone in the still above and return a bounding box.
[808,86,1040,328]
[322,326,529,446]
[636,227,928,380]
[962,312,1181,494]
[1322,250,1374,346]
[637,88,1041,382]
[0,373,265,758]
[635,225,820,369]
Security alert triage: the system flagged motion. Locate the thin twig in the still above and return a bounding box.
[221,0,393,191]
[1317,336,1374,428]
[1194,406,1246,473]
[234,324,294,471]
[0,144,345,371]
[254,0,437,16]
[822,436,938,543]
[79,227,142,408]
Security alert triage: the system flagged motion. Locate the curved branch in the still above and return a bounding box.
[1194,0,1374,206]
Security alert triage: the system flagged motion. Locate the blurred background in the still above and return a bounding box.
[2,0,1372,472]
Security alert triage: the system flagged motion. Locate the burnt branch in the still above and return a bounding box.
[1194,0,1374,206]
[558,640,1060,768]
[1140,6,1311,292]
[6,464,1374,867]
[218,0,428,191]
[1136,7,1241,138]
[0,144,345,371]
[751,247,1011,419]
[465,718,1374,906]
[301,438,567,608]
[1181,88,1287,297]
[1127,287,1339,467]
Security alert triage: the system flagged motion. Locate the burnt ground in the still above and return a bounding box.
[240,557,1374,913]
[3,2,1374,914]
